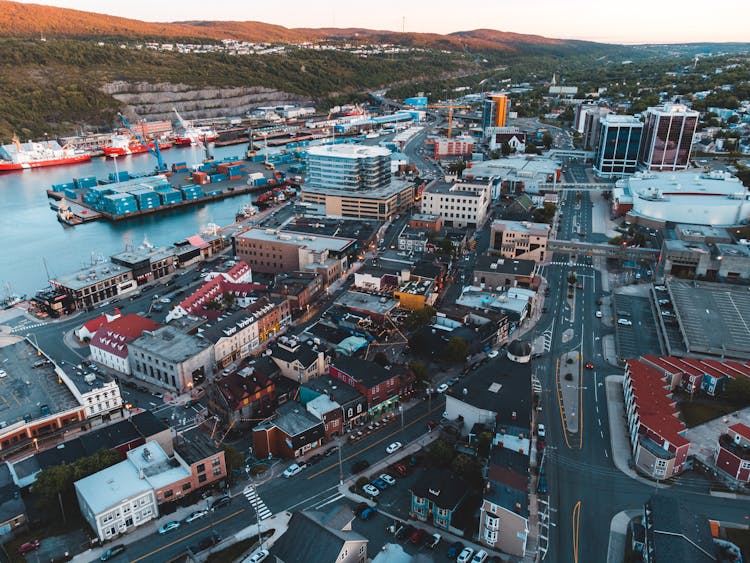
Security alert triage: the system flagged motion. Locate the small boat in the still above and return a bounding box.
[235,204,259,221]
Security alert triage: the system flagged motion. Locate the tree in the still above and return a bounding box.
[542,132,554,150]
[222,445,244,477]
[373,352,390,366]
[444,336,468,363]
[427,439,455,468]
[451,453,473,475]
[404,305,436,330]
[501,141,512,156]
[439,238,455,256]
[568,272,577,286]
[409,361,429,384]
[524,143,539,155]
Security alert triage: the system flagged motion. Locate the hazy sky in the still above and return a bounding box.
[16,0,750,44]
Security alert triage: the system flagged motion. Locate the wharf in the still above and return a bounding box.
[46,173,273,224]
[48,199,102,225]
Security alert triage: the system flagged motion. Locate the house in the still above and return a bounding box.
[642,496,718,563]
[252,401,325,459]
[271,271,324,316]
[74,309,122,341]
[472,256,537,290]
[89,314,161,375]
[271,338,329,384]
[714,423,750,484]
[329,357,413,416]
[306,395,344,441]
[623,360,690,479]
[270,507,368,563]
[0,463,27,539]
[410,469,469,533]
[206,367,276,432]
[301,375,368,433]
[444,354,532,436]
[479,448,529,557]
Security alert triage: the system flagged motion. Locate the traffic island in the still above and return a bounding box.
[558,351,582,434]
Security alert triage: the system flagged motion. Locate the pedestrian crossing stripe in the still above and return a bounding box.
[244,486,273,520]
[10,323,47,333]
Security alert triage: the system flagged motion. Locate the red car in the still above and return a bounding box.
[585,362,594,369]
[18,540,41,554]
[410,528,427,545]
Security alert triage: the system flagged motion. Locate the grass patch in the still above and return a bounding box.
[726,528,750,561]
[677,400,737,428]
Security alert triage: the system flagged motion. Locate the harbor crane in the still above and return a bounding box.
[117,112,167,173]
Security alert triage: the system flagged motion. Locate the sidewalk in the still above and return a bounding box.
[606,509,641,563]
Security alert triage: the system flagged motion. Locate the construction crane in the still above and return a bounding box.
[117,112,167,173]
[172,107,190,130]
[426,100,473,138]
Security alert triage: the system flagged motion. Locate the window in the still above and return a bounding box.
[437,507,449,517]
[484,528,498,544]
[359,545,365,555]
[199,474,207,483]
[164,490,173,499]
[213,467,222,476]
[485,513,499,530]
[212,457,221,467]
[197,463,206,473]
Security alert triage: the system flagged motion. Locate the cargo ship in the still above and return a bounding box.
[173,127,218,146]
[0,135,91,172]
[103,135,173,157]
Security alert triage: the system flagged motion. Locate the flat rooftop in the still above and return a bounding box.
[111,245,174,266]
[307,144,391,159]
[475,255,535,277]
[465,156,560,179]
[51,260,131,291]
[424,181,487,197]
[0,340,79,428]
[75,457,153,515]
[668,280,750,360]
[491,220,550,236]
[237,228,355,253]
[131,325,212,363]
[335,290,398,316]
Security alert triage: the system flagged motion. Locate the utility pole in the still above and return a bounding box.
[337,444,344,485]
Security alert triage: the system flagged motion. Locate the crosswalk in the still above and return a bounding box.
[10,322,47,334]
[542,329,553,352]
[547,261,594,268]
[243,485,272,520]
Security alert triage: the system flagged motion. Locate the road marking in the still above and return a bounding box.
[315,493,345,510]
[243,485,273,520]
[572,501,582,563]
[600,430,604,439]
[130,508,245,563]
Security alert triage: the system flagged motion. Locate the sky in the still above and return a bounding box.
[15,0,750,44]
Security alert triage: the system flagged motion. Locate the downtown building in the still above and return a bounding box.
[593,114,644,178]
[638,103,699,172]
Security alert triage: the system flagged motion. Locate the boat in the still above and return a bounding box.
[55,198,82,226]
[235,203,259,221]
[173,128,219,146]
[2,283,27,309]
[0,135,91,172]
[103,135,173,157]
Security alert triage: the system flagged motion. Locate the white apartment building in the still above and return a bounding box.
[420,180,492,229]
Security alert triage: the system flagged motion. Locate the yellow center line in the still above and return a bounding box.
[307,403,443,480]
[555,358,572,449]
[130,508,246,563]
[572,501,582,563]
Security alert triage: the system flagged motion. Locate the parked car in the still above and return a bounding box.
[436,383,449,393]
[380,473,396,486]
[210,495,231,511]
[595,311,603,318]
[359,505,378,521]
[283,463,304,478]
[457,547,475,563]
[396,524,414,540]
[471,550,489,563]
[244,548,269,563]
[355,502,370,517]
[426,533,441,549]
[324,446,339,457]
[362,484,380,497]
[19,540,41,555]
[386,442,402,454]
[100,544,126,561]
[447,541,465,558]
[617,318,633,326]
[391,463,408,477]
[352,460,370,473]
[185,509,208,523]
[487,350,499,358]
[158,520,181,534]
[409,528,427,545]
[371,478,389,490]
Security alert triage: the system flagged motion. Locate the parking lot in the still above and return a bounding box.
[612,293,663,361]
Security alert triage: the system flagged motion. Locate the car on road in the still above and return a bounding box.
[447,377,460,387]
[159,297,171,303]
[537,424,546,438]
[386,442,402,454]
[362,484,380,496]
[0,369,6,378]
[152,391,164,399]
[244,548,269,563]
[576,284,584,290]
[456,547,475,563]
[152,304,163,312]
[283,463,304,478]
[409,528,427,545]
[595,311,603,318]
[100,544,126,561]
[352,459,371,473]
[487,350,499,358]
[380,473,396,486]
[359,505,378,521]
[617,318,633,326]
[19,540,41,554]
[324,446,339,457]
[436,383,449,393]
[185,509,208,523]
[537,475,548,494]
[426,533,441,549]
[396,524,414,540]
[158,520,181,534]
[447,542,465,558]
[210,495,231,511]
[585,362,594,369]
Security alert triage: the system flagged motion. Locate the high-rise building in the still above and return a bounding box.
[638,103,699,172]
[305,144,391,190]
[482,94,509,133]
[593,115,643,178]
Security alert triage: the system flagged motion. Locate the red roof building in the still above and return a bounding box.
[623,360,690,479]
[715,423,750,484]
[74,308,122,341]
[89,314,161,375]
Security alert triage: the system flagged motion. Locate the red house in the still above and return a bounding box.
[715,423,750,483]
[329,357,414,415]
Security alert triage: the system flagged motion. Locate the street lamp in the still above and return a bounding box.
[399,405,404,433]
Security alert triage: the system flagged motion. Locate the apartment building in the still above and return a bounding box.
[420,180,491,229]
[489,220,550,262]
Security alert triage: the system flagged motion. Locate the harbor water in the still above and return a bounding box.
[0,144,261,296]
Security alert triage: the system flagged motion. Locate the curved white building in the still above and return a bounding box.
[306,144,391,190]
[611,170,750,226]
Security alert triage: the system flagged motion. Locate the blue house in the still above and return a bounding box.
[410,469,469,532]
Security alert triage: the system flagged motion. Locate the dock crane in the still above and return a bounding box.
[117,112,167,173]
[426,100,473,138]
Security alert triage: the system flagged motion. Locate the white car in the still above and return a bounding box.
[362,484,380,497]
[0,369,6,378]
[471,550,488,563]
[283,463,303,478]
[184,509,208,523]
[159,297,171,303]
[487,350,499,358]
[436,383,449,393]
[386,442,402,454]
[617,318,633,326]
[457,547,475,563]
[537,424,546,438]
[245,548,269,563]
[380,473,396,486]
[595,311,603,318]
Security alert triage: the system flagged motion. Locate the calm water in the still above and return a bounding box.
[0,145,257,295]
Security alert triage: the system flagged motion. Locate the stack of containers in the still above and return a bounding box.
[52,181,76,192]
[171,162,188,172]
[180,185,204,201]
[192,171,209,185]
[204,189,222,197]
[83,186,113,209]
[132,188,161,211]
[209,173,227,183]
[157,189,182,205]
[63,188,79,200]
[102,193,138,215]
[74,176,98,189]
[108,171,131,182]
